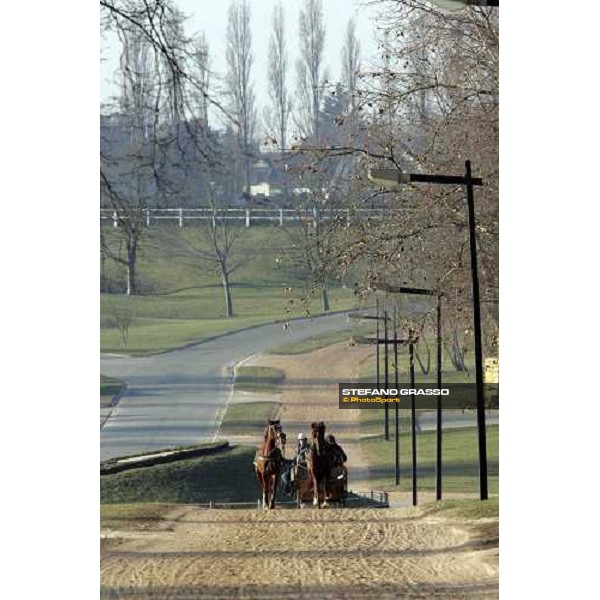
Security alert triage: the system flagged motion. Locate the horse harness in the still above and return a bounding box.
[253,422,285,468]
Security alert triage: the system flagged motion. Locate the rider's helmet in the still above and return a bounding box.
[298,432,307,440]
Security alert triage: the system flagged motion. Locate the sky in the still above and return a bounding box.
[100,0,383,120]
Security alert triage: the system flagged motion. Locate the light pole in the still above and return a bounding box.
[363,328,408,486]
[369,161,489,501]
[384,309,389,440]
[409,329,417,506]
[376,284,444,500]
[393,305,400,486]
[348,306,390,439]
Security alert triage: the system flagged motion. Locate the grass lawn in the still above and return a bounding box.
[356,333,488,435]
[219,401,282,436]
[101,445,260,504]
[100,314,269,355]
[423,496,499,520]
[360,425,499,495]
[234,366,285,392]
[358,333,478,384]
[101,291,356,355]
[268,329,351,354]
[267,323,374,355]
[100,503,174,529]
[101,226,358,355]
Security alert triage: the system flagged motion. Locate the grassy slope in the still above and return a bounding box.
[360,425,499,494]
[101,226,357,354]
[101,445,260,504]
[234,366,285,392]
[357,335,485,435]
[100,503,174,529]
[219,402,282,437]
[266,322,374,355]
[424,496,499,520]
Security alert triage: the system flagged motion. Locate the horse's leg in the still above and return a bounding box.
[270,472,279,509]
[321,463,330,508]
[322,475,329,508]
[312,472,320,508]
[255,468,263,507]
[258,471,267,509]
[269,473,278,508]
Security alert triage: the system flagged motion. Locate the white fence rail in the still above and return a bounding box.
[100,207,406,228]
[176,490,389,510]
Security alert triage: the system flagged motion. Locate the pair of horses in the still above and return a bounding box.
[253,420,334,509]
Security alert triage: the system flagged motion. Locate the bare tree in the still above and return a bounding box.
[289,2,498,353]
[193,31,210,128]
[110,303,134,346]
[296,0,327,142]
[101,29,158,295]
[341,18,361,114]
[100,0,223,125]
[226,0,256,195]
[100,0,222,295]
[267,1,291,151]
[157,172,252,318]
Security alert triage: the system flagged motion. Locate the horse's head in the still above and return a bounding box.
[278,431,287,455]
[310,421,326,455]
[262,419,286,457]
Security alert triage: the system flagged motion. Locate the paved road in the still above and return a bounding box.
[100,313,353,461]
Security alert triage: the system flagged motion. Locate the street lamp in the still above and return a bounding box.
[428,0,498,11]
[368,161,489,501]
[376,284,444,500]
[348,304,390,439]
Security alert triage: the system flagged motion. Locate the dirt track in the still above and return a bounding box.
[101,505,498,599]
[235,342,374,488]
[101,342,498,598]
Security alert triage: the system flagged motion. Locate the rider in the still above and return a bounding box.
[282,433,309,494]
[295,432,309,464]
[326,434,347,467]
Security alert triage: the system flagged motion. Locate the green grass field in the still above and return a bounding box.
[234,366,286,392]
[356,333,484,434]
[101,226,358,354]
[219,401,282,436]
[101,445,260,504]
[360,425,499,495]
[266,322,374,355]
[424,496,499,520]
[100,503,174,529]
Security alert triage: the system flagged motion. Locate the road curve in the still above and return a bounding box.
[100,313,352,461]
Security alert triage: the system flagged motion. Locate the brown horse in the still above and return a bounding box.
[254,419,287,509]
[307,421,332,508]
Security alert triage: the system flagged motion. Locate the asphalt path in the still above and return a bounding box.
[100,313,353,461]
[100,311,499,462]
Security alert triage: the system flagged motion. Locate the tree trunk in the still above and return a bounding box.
[445,330,468,372]
[126,241,137,296]
[101,253,107,293]
[245,153,251,196]
[321,284,330,313]
[220,266,234,317]
[415,337,431,375]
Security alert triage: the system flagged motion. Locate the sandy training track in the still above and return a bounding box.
[101,505,498,599]
[231,342,374,487]
[101,342,498,598]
